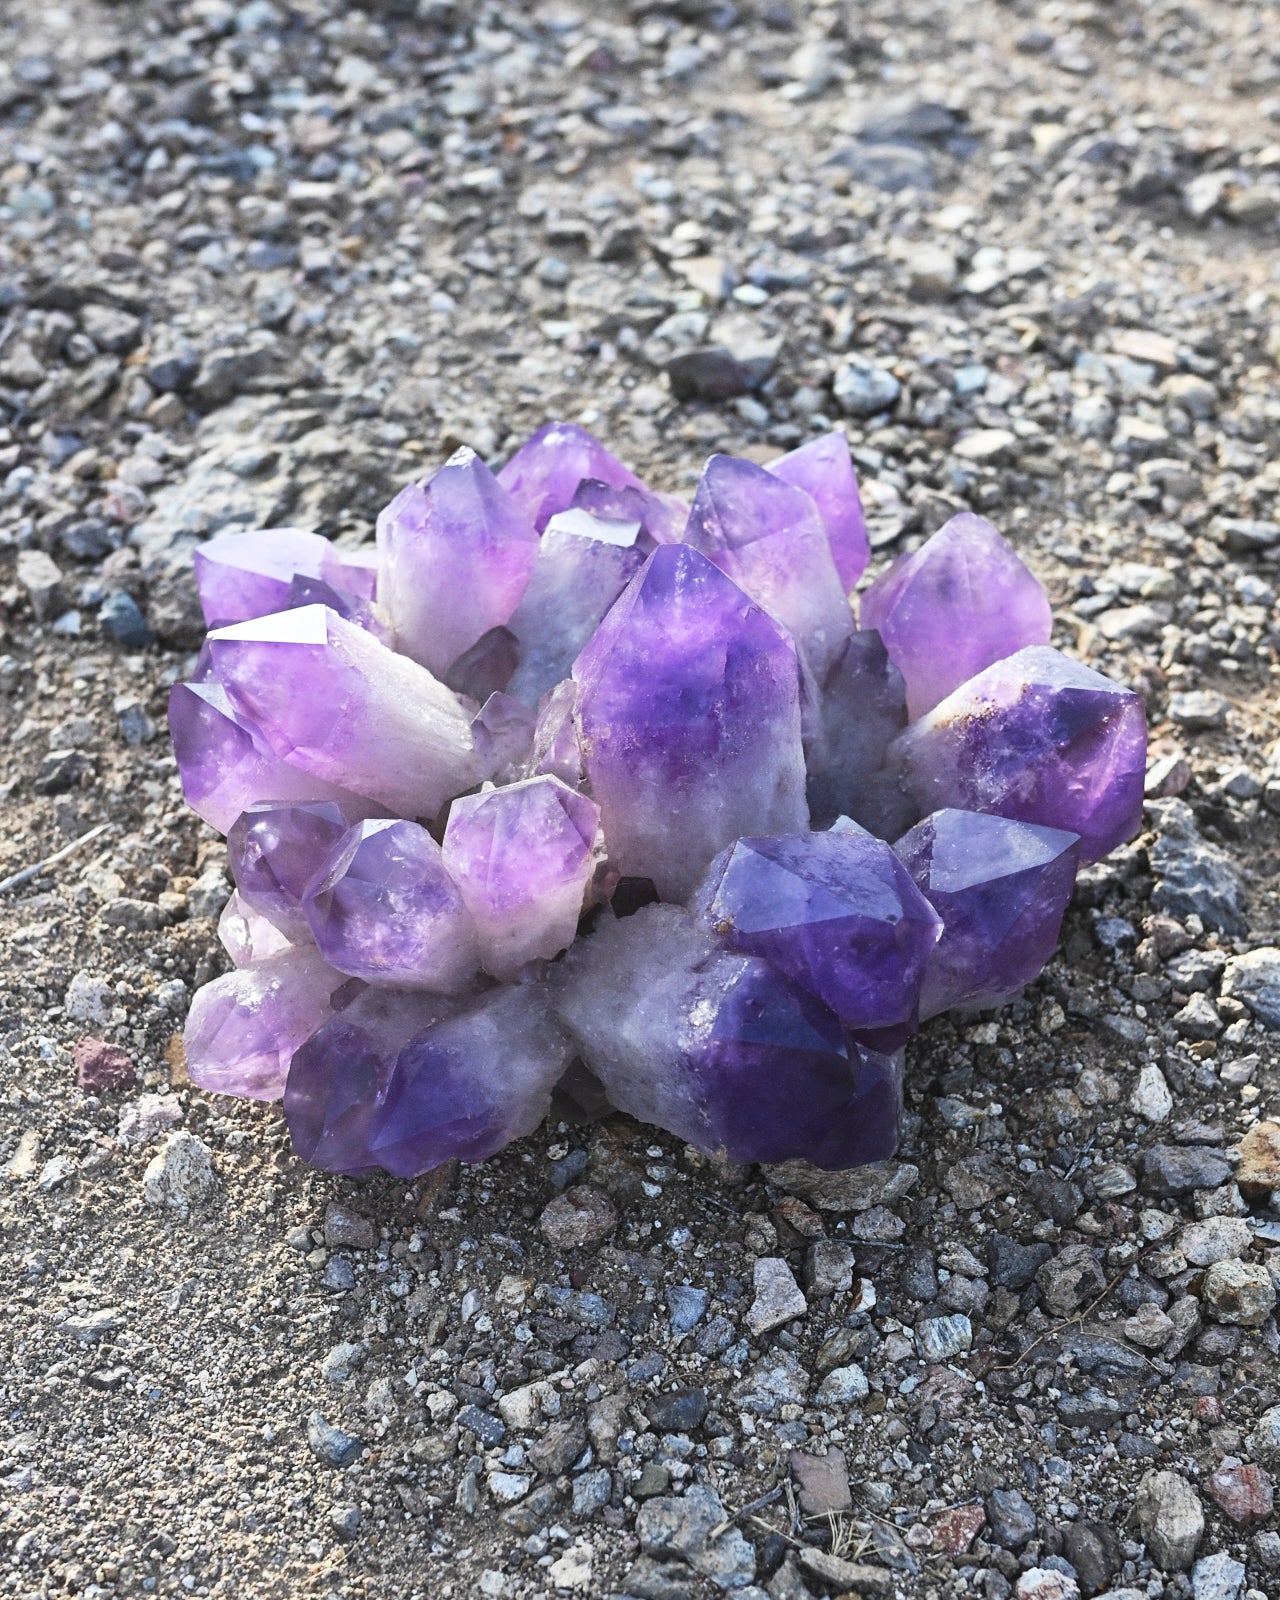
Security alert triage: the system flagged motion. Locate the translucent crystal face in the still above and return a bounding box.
[171,420,1147,1178]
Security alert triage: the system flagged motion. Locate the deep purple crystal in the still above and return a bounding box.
[285,988,463,1173]
[888,644,1147,862]
[860,513,1052,719]
[894,809,1081,1019]
[555,904,903,1168]
[304,819,479,991]
[376,447,538,678]
[805,629,913,836]
[769,430,870,592]
[368,986,573,1174]
[571,478,689,544]
[695,829,941,1047]
[573,544,808,900]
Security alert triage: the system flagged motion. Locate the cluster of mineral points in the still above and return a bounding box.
[170,422,1148,1176]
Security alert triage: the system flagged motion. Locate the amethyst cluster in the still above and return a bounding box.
[170,422,1147,1176]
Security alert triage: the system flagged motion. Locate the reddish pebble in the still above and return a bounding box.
[932,1502,986,1555]
[539,1184,617,1250]
[1207,1462,1274,1524]
[73,1037,135,1093]
[1194,1396,1222,1423]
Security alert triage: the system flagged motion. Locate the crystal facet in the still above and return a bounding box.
[368,986,573,1174]
[556,904,904,1168]
[305,819,480,991]
[573,544,808,901]
[888,644,1147,862]
[684,453,854,678]
[193,527,338,627]
[208,604,479,821]
[285,987,462,1173]
[183,947,353,1101]
[497,420,644,532]
[442,776,599,979]
[695,829,941,1046]
[218,889,294,967]
[376,447,538,678]
[227,800,352,941]
[805,629,913,836]
[768,430,870,592]
[894,808,1081,1019]
[860,513,1052,719]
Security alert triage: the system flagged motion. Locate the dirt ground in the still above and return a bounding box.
[2,2,1280,1598]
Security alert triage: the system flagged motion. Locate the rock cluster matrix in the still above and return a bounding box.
[169,421,1148,1175]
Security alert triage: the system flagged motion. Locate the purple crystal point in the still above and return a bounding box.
[183,947,353,1101]
[895,809,1081,1019]
[326,546,378,602]
[555,904,904,1168]
[888,644,1147,862]
[571,479,689,544]
[572,544,808,901]
[208,604,478,821]
[497,420,644,532]
[285,988,462,1174]
[860,513,1052,719]
[684,453,853,678]
[218,889,295,967]
[806,629,914,836]
[695,829,941,1045]
[227,800,351,940]
[304,818,479,991]
[168,679,366,834]
[506,505,649,707]
[376,447,539,678]
[368,985,573,1174]
[193,527,335,627]
[442,776,600,979]
[769,430,870,592]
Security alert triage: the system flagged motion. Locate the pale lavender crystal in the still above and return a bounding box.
[305,819,479,991]
[888,644,1147,862]
[684,453,853,678]
[768,429,870,592]
[471,691,536,784]
[368,986,574,1174]
[285,988,462,1174]
[193,527,335,627]
[376,447,538,677]
[555,904,903,1168]
[208,604,478,821]
[227,800,352,940]
[329,547,378,602]
[860,513,1052,719]
[505,505,649,707]
[805,629,914,836]
[695,829,940,1047]
[497,420,644,532]
[183,947,353,1101]
[571,478,689,544]
[168,679,366,834]
[218,890,294,967]
[894,809,1081,1019]
[442,776,599,979]
[529,679,585,787]
[572,544,808,901]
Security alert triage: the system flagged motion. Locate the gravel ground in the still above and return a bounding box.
[3,2,1280,1598]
